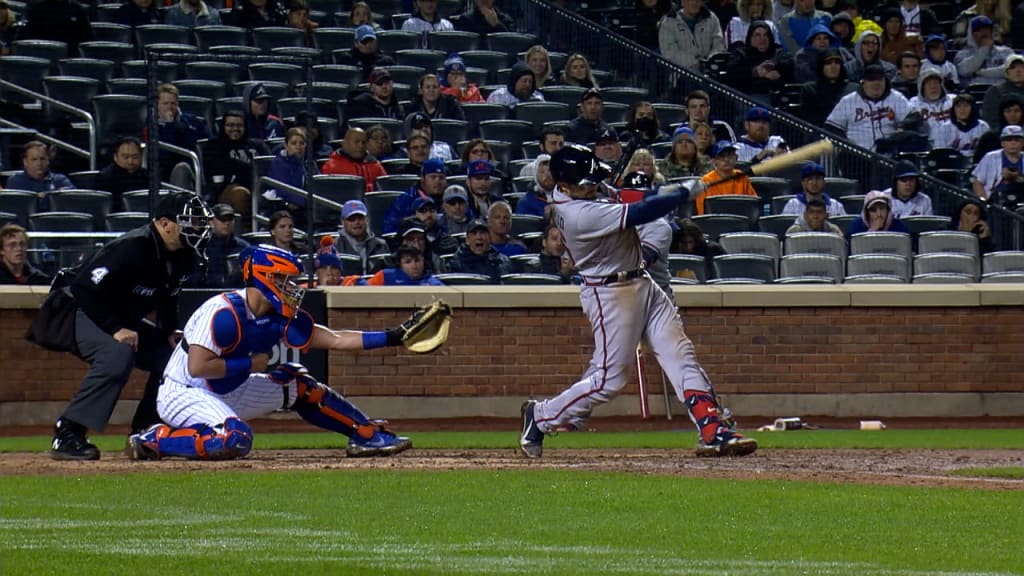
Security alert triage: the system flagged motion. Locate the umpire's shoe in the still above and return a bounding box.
[695,428,758,458]
[50,418,100,461]
[519,401,544,458]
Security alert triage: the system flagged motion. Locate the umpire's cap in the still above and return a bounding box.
[550,143,609,186]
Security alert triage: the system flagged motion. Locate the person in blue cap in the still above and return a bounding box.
[382,157,448,234]
[733,106,789,164]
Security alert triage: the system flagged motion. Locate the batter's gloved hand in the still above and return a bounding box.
[269,362,313,386]
[385,300,453,353]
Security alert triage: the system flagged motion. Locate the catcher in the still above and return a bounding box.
[126,244,451,461]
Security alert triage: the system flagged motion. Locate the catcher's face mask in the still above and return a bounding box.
[242,244,306,318]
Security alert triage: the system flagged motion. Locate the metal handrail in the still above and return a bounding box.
[0,79,97,170]
[259,176,344,232]
[155,141,204,196]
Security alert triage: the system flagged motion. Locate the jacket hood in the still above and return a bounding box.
[745,20,779,53]
[854,30,882,65]
[737,0,772,21]
[860,190,894,228]
[440,53,465,88]
[951,197,989,230]
[829,12,854,42]
[923,34,947,64]
[506,61,534,94]
[916,67,946,102]
[216,113,248,142]
[951,93,980,130]
[802,22,840,49]
[816,47,849,82]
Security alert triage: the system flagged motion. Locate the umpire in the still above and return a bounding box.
[49,192,211,460]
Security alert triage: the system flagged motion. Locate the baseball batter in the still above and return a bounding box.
[519,144,757,458]
[126,244,414,461]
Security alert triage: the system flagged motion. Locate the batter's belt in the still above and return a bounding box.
[582,269,646,286]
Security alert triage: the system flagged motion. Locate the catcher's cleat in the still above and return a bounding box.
[519,400,544,459]
[695,428,758,458]
[345,426,412,458]
[125,424,167,461]
[50,418,100,461]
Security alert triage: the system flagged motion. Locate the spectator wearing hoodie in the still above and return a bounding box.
[950,197,995,254]
[920,35,959,92]
[785,198,844,236]
[449,219,513,283]
[981,55,1024,129]
[952,0,1012,49]
[242,83,285,140]
[335,200,390,274]
[364,244,445,285]
[486,61,545,109]
[777,0,830,54]
[793,22,848,83]
[439,54,484,103]
[909,68,954,141]
[401,0,454,37]
[846,30,896,82]
[934,93,990,158]
[781,162,846,217]
[515,154,554,220]
[725,0,779,48]
[201,111,271,217]
[164,0,220,27]
[955,16,1014,87]
[726,20,795,95]
[321,127,387,192]
[382,158,447,234]
[828,11,856,49]
[343,67,406,126]
[879,8,924,66]
[454,0,513,40]
[230,0,286,28]
[897,0,940,37]
[335,25,396,82]
[891,51,922,99]
[407,73,465,121]
[826,63,911,152]
[114,0,162,27]
[974,94,1023,164]
[659,0,726,71]
[799,48,858,127]
[657,126,713,179]
[845,190,910,240]
[882,161,934,218]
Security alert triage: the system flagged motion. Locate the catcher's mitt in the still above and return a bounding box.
[393,300,452,353]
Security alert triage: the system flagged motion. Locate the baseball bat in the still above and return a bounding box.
[636,345,649,420]
[703,139,835,189]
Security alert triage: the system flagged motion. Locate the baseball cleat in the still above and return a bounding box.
[519,400,544,459]
[345,429,412,458]
[50,419,100,461]
[125,424,166,461]
[695,428,758,458]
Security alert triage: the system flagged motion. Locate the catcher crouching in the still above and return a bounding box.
[126,244,452,461]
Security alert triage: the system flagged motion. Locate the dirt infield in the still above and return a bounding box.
[3,448,1022,491]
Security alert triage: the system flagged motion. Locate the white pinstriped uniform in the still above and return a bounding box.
[157,289,298,428]
[531,187,710,433]
[972,150,1023,198]
[825,89,911,151]
[933,119,989,157]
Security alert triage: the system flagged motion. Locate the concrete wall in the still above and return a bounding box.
[2,284,1023,426]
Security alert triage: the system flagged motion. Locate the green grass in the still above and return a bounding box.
[950,467,1024,479]
[3,470,1024,576]
[4,428,1024,453]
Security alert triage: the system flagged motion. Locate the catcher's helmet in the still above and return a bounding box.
[241,244,306,318]
[550,143,609,186]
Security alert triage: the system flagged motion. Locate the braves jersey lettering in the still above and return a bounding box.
[853,106,897,123]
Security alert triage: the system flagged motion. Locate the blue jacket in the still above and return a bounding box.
[383,186,433,235]
[450,243,513,283]
[794,23,845,83]
[514,191,548,218]
[266,150,309,206]
[368,268,444,286]
[6,171,73,212]
[844,214,910,237]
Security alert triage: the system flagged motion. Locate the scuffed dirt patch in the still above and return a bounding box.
[2,448,1022,491]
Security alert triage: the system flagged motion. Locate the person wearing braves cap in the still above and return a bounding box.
[696,140,758,215]
[242,82,285,140]
[518,143,755,459]
[781,162,847,217]
[954,15,1014,87]
[465,159,504,221]
[382,157,447,234]
[972,124,1024,202]
[733,106,789,163]
[199,203,250,288]
[335,24,396,81]
[980,54,1024,128]
[825,62,911,152]
[38,192,212,460]
[342,67,406,127]
[592,126,623,165]
[439,53,484,103]
[449,218,513,283]
[566,88,613,146]
[335,199,391,275]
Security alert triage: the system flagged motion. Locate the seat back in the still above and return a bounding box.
[690,214,749,242]
[395,48,447,71]
[186,61,243,84]
[514,101,571,131]
[427,30,480,53]
[253,27,306,52]
[718,232,780,260]
[846,254,910,282]
[48,190,113,231]
[750,177,791,213]
[850,231,912,259]
[57,58,116,83]
[600,86,649,106]
[93,94,148,148]
[106,211,151,232]
[712,253,777,283]
[779,254,844,283]
[78,41,135,65]
[362,191,403,236]
[757,213,795,237]
[375,30,420,55]
[917,230,979,258]
[913,253,980,281]
[982,251,1024,275]
[702,195,761,225]
[900,215,953,236]
[668,254,707,284]
[0,56,50,104]
[510,214,545,237]
[434,272,494,285]
[784,231,847,259]
[193,25,251,52]
[29,211,95,232]
[0,190,38,226]
[500,273,563,285]
[838,194,865,215]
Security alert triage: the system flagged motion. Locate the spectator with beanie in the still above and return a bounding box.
[313,236,343,287]
[781,162,846,216]
[450,219,513,283]
[383,158,447,234]
[199,204,250,288]
[725,0,779,49]
[95,136,149,213]
[321,127,387,193]
[343,67,406,125]
[335,199,390,274]
[335,25,396,81]
[981,55,1024,129]
[920,35,959,91]
[7,141,72,212]
[0,224,49,285]
[799,48,858,127]
[658,127,713,179]
[439,54,484,103]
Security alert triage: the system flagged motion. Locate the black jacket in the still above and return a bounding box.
[24,0,93,54]
[406,93,466,121]
[70,222,196,338]
[450,243,512,283]
[333,47,396,82]
[454,6,513,38]
[0,261,50,285]
[342,90,406,127]
[230,0,287,29]
[95,162,150,213]
[799,48,858,127]
[725,21,794,95]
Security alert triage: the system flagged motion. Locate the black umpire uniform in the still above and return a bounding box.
[50,194,200,460]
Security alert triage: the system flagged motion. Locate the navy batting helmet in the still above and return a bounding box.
[550,143,609,186]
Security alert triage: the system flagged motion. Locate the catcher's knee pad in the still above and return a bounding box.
[150,418,253,460]
[291,379,378,440]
